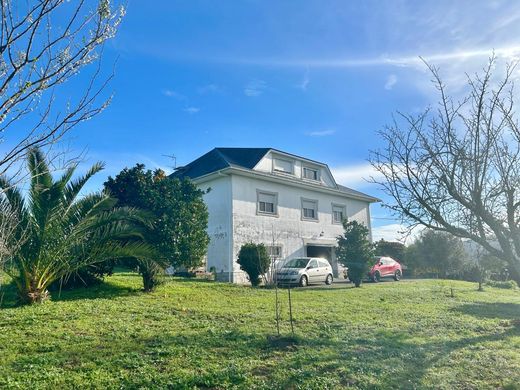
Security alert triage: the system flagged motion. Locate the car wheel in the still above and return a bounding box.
[372,271,381,283]
[325,274,333,285]
[299,275,308,287]
[394,270,402,281]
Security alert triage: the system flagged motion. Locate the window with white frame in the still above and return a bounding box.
[302,166,319,181]
[273,158,293,174]
[332,204,346,224]
[301,198,318,220]
[266,245,282,259]
[257,191,277,215]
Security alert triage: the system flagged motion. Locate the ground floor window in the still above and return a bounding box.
[266,245,283,259]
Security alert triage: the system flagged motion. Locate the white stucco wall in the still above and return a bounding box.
[229,173,371,283]
[195,159,373,284]
[198,175,234,281]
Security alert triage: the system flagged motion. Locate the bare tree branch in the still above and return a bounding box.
[370,55,520,283]
[0,0,124,174]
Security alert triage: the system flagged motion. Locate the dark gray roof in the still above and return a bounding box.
[171,147,378,202]
[171,147,270,179]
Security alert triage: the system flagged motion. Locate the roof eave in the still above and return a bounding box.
[192,167,379,203]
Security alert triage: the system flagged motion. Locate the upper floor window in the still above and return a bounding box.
[303,166,319,181]
[273,158,293,174]
[332,204,346,224]
[257,190,278,216]
[301,198,318,221]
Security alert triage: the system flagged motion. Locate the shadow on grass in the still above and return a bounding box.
[6,314,520,389]
[52,280,140,302]
[0,277,141,307]
[452,302,520,320]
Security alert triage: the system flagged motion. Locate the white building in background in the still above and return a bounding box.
[172,147,379,284]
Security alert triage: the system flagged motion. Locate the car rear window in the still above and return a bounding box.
[319,260,330,267]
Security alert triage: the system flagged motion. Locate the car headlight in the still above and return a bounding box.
[290,270,299,275]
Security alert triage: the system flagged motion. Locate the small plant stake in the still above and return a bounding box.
[288,286,295,336]
[275,279,281,336]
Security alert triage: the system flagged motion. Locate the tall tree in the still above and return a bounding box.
[374,239,405,262]
[407,230,467,278]
[371,57,520,284]
[336,220,374,287]
[0,148,155,304]
[0,0,123,176]
[104,164,210,290]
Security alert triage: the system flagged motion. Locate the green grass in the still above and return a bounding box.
[1,274,519,389]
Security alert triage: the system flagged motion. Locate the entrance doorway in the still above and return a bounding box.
[306,245,338,277]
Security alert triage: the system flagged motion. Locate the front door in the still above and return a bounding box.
[306,245,335,278]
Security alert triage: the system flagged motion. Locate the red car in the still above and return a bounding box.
[369,256,402,282]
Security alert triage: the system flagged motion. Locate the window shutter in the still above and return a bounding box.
[273,158,293,173]
[302,200,315,210]
[258,192,275,204]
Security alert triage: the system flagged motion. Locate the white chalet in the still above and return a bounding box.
[172,148,379,283]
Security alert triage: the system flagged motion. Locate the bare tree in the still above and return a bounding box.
[0,0,124,176]
[0,199,27,285]
[370,56,520,284]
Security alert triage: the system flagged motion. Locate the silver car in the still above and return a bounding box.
[276,257,333,287]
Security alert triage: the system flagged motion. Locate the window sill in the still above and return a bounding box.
[257,211,279,218]
[302,177,320,183]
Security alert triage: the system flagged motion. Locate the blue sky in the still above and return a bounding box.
[62,0,520,243]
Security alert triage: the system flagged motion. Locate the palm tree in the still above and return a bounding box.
[0,148,158,304]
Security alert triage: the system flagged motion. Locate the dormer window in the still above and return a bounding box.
[273,158,293,174]
[303,166,319,181]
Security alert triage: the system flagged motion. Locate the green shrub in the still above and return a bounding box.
[237,243,270,286]
[486,280,518,290]
[336,221,374,287]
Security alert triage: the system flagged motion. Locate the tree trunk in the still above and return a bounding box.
[142,271,156,292]
[18,287,50,304]
[507,260,520,285]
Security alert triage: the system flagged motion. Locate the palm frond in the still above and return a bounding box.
[3,147,164,304]
[63,162,105,209]
[0,176,27,219]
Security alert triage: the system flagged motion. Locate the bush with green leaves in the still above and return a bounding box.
[405,230,467,279]
[336,221,374,287]
[0,149,157,304]
[104,164,209,291]
[486,280,518,290]
[237,243,270,286]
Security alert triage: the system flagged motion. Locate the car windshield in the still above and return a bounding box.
[283,258,309,268]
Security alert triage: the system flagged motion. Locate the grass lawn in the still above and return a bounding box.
[0,273,519,389]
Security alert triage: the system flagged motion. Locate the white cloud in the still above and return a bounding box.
[183,106,200,114]
[306,129,335,137]
[331,163,384,187]
[384,74,397,90]
[223,45,520,69]
[162,89,186,100]
[244,79,267,96]
[371,223,424,244]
